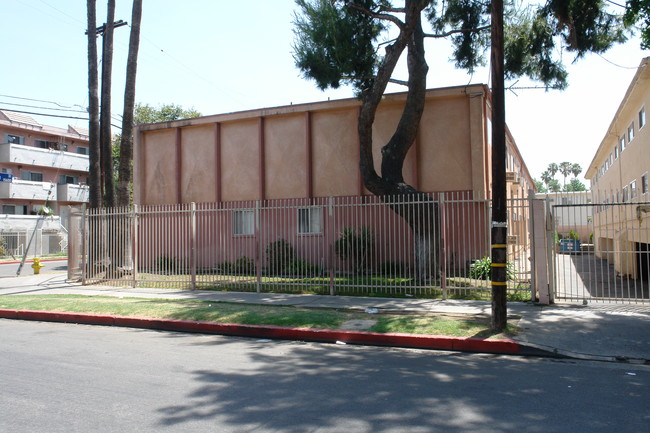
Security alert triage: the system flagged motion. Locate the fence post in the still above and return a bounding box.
[132,204,138,288]
[546,198,556,303]
[190,202,197,290]
[328,196,335,296]
[81,204,87,284]
[439,194,447,300]
[255,200,261,293]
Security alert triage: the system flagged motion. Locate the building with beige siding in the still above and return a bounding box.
[133,84,533,204]
[586,57,650,280]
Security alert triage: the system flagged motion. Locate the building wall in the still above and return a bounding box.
[586,58,650,278]
[0,111,89,216]
[134,85,533,205]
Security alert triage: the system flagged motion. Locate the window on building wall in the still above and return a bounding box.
[76,146,89,155]
[298,207,322,234]
[640,107,646,129]
[614,144,619,159]
[631,180,638,200]
[620,135,626,152]
[59,175,79,185]
[233,210,254,235]
[623,186,629,202]
[642,173,649,195]
[628,123,635,142]
[5,134,23,145]
[21,171,43,182]
[2,205,15,214]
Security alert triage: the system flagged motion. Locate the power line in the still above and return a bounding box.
[0,101,88,114]
[0,107,122,130]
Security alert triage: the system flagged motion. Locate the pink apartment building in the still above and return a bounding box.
[0,110,90,216]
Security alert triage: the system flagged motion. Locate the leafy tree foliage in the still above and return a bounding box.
[565,178,587,192]
[534,178,547,193]
[132,103,201,125]
[625,0,650,48]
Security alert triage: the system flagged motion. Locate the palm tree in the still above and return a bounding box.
[100,0,117,208]
[559,161,573,188]
[570,163,582,179]
[540,170,553,188]
[547,162,559,179]
[86,0,101,209]
[117,0,143,207]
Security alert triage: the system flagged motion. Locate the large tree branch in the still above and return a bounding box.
[424,24,491,38]
[345,1,406,30]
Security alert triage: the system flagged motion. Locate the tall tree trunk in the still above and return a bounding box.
[117,0,143,207]
[356,1,439,283]
[87,0,101,209]
[100,0,116,208]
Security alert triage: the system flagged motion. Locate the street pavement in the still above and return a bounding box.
[1,271,649,363]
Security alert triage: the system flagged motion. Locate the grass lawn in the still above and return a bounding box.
[0,294,518,338]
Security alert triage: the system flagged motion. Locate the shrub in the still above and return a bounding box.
[157,255,179,272]
[334,226,375,274]
[266,239,295,275]
[287,259,320,276]
[469,256,515,281]
[567,229,579,240]
[216,261,234,274]
[378,261,410,277]
[234,256,255,275]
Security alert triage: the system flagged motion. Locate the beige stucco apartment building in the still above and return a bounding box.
[586,57,650,279]
[133,84,533,204]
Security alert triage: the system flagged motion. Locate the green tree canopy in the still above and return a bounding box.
[132,103,201,125]
[565,178,587,192]
[625,0,650,48]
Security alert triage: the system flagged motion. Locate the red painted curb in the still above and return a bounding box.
[0,309,521,355]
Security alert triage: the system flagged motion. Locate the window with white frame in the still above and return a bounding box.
[620,135,626,152]
[628,122,635,142]
[233,210,255,235]
[5,134,23,145]
[609,153,613,165]
[298,207,322,234]
[640,107,646,129]
[631,180,637,200]
[623,185,629,202]
[642,173,649,195]
[614,144,619,159]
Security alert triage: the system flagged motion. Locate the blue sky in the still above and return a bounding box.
[2,0,648,182]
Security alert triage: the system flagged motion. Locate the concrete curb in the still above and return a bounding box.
[0,308,524,355]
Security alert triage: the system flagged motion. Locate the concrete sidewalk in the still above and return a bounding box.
[1,272,649,363]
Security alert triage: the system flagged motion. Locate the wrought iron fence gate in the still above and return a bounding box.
[551,201,650,303]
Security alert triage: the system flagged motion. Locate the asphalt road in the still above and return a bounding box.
[0,319,648,433]
[0,259,67,277]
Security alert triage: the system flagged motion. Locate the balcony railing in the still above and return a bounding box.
[0,180,56,201]
[57,183,89,203]
[0,143,89,172]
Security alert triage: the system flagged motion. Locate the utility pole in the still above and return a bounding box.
[491,0,507,331]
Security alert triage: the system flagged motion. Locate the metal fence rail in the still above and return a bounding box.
[0,230,66,259]
[82,192,532,299]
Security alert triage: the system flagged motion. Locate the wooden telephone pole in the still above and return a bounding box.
[491,0,507,331]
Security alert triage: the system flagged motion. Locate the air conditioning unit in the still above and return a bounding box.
[506,171,520,184]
